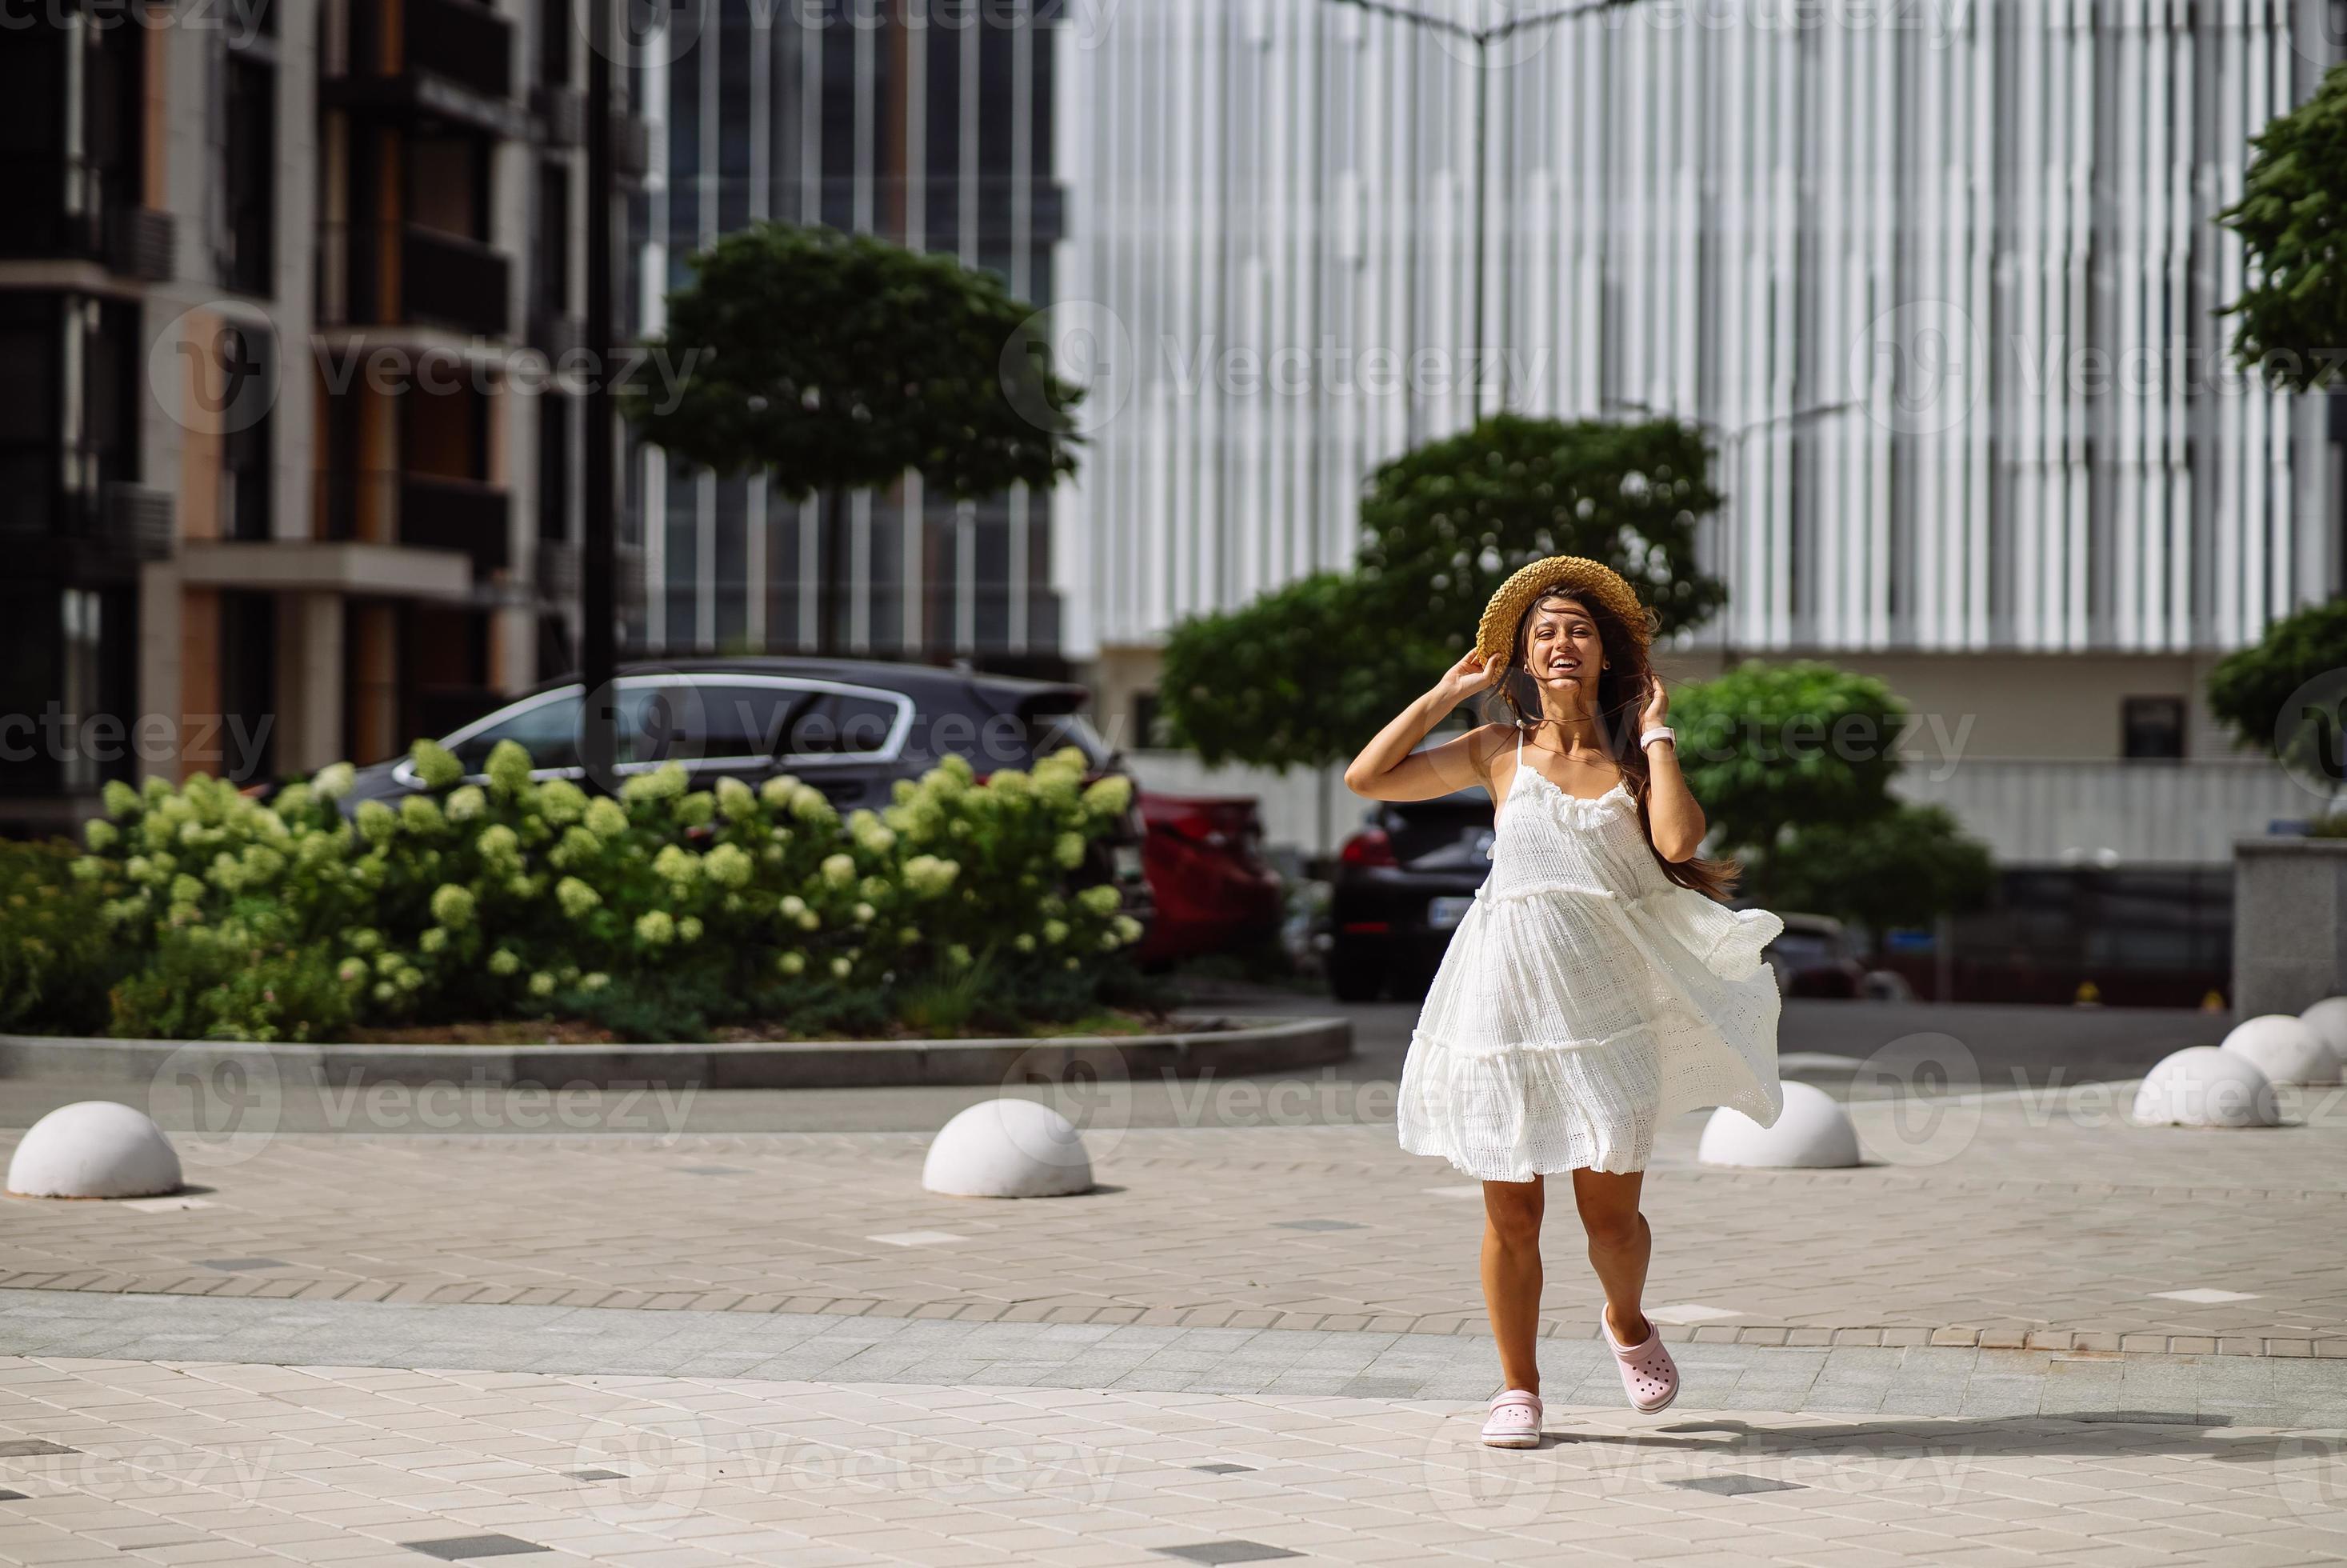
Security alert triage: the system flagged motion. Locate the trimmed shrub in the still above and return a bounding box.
[7,743,1142,1042]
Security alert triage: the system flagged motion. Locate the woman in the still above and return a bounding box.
[1342,555,1784,1448]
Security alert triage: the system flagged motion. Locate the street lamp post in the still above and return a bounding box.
[1606,396,1860,664]
[1319,0,1653,420]
[580,0,618,788]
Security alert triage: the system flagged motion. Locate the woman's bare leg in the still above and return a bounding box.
[1480,1177,1545,1394]
[1569,1169,1653,1344]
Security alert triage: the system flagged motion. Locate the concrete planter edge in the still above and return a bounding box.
[0,1014,1353,1091]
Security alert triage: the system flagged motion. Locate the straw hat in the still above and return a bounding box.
[1473,555,1654,668]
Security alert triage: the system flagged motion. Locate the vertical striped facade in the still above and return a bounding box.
[637,0,1063,663]
[1055,0,2346,661]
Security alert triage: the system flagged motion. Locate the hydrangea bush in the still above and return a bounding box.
[3,742,1141,1042]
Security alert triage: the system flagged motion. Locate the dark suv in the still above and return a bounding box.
[335,657,1150,910]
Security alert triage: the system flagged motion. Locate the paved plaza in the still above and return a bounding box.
[2,1001,2345,1564]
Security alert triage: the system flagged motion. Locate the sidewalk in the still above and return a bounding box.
[3,1078,2345,1563]
[2,1355,2342,1567]
[3,1088,2343,1355]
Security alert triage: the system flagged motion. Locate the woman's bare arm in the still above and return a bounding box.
[1637,674,1706,861]
[1342,651,1505,802]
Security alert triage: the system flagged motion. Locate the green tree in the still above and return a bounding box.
[624,223,1082,649]
[2216,62,2347,390]
[2206,598,2347,806]
[1758,805,1996,955]
[2206,598,2347,754]
[1669,661,1909,883]
[1353,414,1728,650]
[1158,572,1441,773]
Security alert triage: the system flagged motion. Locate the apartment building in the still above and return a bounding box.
[636,0,1067,670]
[0,0,642,833]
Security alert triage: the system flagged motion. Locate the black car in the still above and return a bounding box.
[332,657,1150,910]
[1324,788,1496,1002]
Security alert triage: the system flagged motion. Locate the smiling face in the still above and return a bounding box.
[1516,594,1605,690]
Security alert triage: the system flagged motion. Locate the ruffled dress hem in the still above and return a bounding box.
[1392,732,1785,1183]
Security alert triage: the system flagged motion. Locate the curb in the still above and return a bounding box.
[0,1014,1353,1091]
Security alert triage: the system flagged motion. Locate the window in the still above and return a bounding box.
[534,158,570,312]
[538,0,572,87]
[220,325,273,540]
[221,56,275,296]
[537,393,569,542]
[642,680,804,761]
[788,690,905,758]
[447,686,678,774]
[218,590,276,783]
[2121,696,2185,761]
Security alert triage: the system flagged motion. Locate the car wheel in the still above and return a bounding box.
[1326,946,1384,1003]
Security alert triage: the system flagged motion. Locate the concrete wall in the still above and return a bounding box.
[2233,839,2347,1016]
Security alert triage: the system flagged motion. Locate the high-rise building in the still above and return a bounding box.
[636,0,1066,670]
[0,0,638,833]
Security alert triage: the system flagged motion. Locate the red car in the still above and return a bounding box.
[1133,790,1284,966]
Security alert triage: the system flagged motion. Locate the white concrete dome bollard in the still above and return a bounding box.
[6,1102,184,1199]
[2221,1013,2342,1087]
[2299,996,2347,1060]
[1697,1082,1861,1169]
[2131,1046,2281,1128]
[922,1098,1094,1198]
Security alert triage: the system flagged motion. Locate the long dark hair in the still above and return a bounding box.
[1481,590,1741,903]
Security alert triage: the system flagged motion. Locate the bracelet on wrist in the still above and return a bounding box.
[1640,726,1676,750]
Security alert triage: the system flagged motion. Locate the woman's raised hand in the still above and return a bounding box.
[1639,672,1671,729]
[1434,648,1500,707]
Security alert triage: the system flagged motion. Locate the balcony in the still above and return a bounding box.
[319,222,512,338]
[324,0,522,138]
[100,483,175,562]
[399,474,511,578]
[103,206,176,282]
[533,84,584,148]
[0,446,171,584]
[314,469,510,585]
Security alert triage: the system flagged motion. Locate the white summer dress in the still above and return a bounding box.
[1396,729,1787,1180]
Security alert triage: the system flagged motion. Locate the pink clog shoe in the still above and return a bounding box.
[1601,1311,1678,1413]
[1479,1388,1542,1448]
